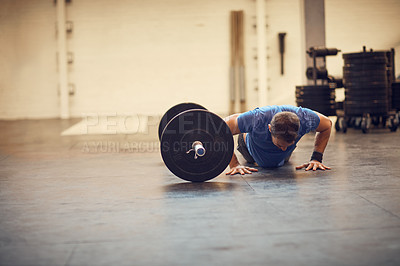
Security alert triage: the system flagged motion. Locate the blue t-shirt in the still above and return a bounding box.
[237,105,320,168]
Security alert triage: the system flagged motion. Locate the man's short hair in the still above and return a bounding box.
[270,112,300,143]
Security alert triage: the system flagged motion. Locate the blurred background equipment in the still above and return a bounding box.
[296,46,341,117]
[230,10,246,114]
[296,45,399,134]
[278,32,287,75]
[393,82,400,111]
[336,46,399,133]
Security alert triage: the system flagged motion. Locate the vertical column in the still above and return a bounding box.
[302,0,326,85]
[56,0,69,119]
[256,0,268,106]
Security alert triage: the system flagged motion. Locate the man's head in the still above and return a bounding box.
[268,111,300,151]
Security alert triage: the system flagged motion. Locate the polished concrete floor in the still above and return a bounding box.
[1,117,400,266]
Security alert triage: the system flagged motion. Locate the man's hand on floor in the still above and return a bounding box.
[296,160,331,171]
[226,165,258,175]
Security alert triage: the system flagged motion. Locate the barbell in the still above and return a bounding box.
[159,103,234,182]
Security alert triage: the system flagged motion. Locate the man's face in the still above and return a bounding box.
[268,124,295,151]
[271,136,294,151]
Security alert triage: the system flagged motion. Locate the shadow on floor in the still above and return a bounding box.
[163,181,239,195]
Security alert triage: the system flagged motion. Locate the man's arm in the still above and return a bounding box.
[296,112,332,171]
[224,114,258,175]
[313,112,332,154]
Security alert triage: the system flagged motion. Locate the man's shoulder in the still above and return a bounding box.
[239,105,317,123]
[257,105,300,113]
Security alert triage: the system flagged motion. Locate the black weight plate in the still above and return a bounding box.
[296,98,336,103]
[343,81,389,88]
[343,70,387,78]
[343,76,388,84]
[345,95,388,101]
[296,86,333,90]
[295,88,334,94]
[343,69,387,76]
[296,100,336,105]
[295,88,333,95]
[345,110,388,116]
[345,99,388,104]
[343,77,387,83]
[345,100,389,106]
[344,86,388,91]
[296,101,336,111]
[296,96,335,100]
[343,58,388,65]
[336,101,344,110]
[296,85,330,90]
[296,104,336,116]
[343,56,387,63]
[344,88,388,95]
[393,101,400,109]
[158,102,207,141]
[343,64,387,71]
[344,102,388,114]
[315,110,337,116]
[343,51,388,59]
[296,106,337,111]
[295,92,334,98]
[392,82,400,93]
[296,105,337,111]
[296,88,335,93]
[344,108,388,116]
[160,109,234,182]
[345,98,389,104]
[393,84,400,99]
[295,100,336,105]
[343,76,388,83]
[343,75,387,82]
[296,104,336,111]
[343,63,387,69]
[296,99,336,105]
[345,88,388,94]
[295,91,335,97]
[343,64,387,69]
[344,81,388,88]
[296,106,337,112]
[344,105,386,111]
[296,97,335,102]
[344,105,389,115]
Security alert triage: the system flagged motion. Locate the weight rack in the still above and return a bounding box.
[295,46,341,117]
[335,46,399,133]
[295,46,400,134]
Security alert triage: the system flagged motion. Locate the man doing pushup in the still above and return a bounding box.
[224,105,332,175]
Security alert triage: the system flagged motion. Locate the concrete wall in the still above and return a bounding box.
[325,0,400,77]
[0,0,58,119]
[1,0,399,119]
[265,0,304,106]
[66,0,253,117]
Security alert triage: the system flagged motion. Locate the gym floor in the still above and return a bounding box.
[1,117,400,266]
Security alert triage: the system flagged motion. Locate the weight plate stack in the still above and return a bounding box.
[342,49,390,116]
[393,82,400,110]
[295,85,336,116]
